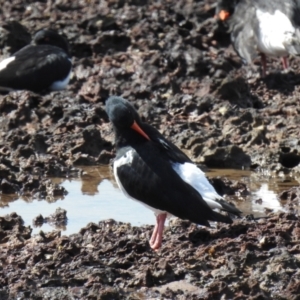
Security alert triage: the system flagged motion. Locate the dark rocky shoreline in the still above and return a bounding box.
[1,0,300,299]
[1,211,300,299]
[1,0,300,198]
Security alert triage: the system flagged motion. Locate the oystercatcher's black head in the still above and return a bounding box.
[106,96,138,128]
[106,96,150,141]
[216,0,239,20]
[33,29,69,55]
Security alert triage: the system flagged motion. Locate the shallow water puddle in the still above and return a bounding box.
[0,166,298,235]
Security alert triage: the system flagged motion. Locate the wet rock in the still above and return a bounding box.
[0,178,19,194]
[42,207,68,229]
[32,214,44,228]
[201,145,252,169]
[216,76,263,108]
[15,145,35,158]
[279,187,300,202]
[0,164,11,179]
[0,212,300,299]
[0,0,298,182]
[0,213,31,243]
[0,0,300,297]
[79,75,103,103]
[279,186,300,212]
[71,125,104,157]
[210,177,250,197]
[29,134,49,154]
[72,153,97,166]
[279,152,300,169]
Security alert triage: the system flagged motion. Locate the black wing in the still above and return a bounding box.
[0,45,71,92]
[141,123,192,164]
[115,145,232,226]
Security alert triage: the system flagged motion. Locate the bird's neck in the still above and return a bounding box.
[114,128,146,149]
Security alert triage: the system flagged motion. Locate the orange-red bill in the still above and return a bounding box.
[218,10,230,21]
[131,121,151,141]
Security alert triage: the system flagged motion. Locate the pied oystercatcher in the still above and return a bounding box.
[0,29,71,93]
[106,96,241,250]
[216,0,300,76]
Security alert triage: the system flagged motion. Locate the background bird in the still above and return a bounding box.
[216,0,300,76]
[106,96,241,250]
[0,28,71,93]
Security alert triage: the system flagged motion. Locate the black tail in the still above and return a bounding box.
[211,210,233,224]
[215,199,242,217]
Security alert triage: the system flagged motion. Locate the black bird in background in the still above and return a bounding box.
[0,28,71,93]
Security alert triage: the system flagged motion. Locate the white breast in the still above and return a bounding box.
[0,56,15,71]
[113,149,134,199]
[0,56,16,91]
[255,9,295,56]
[172,162,223,210]
[49,70,71,91]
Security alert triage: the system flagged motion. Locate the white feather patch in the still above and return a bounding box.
[113,149,134,200]
[0,86,14,92]
[172,162,223,210]
[0,56,15,71]
[49,70,71,91]
[256,9,295,56]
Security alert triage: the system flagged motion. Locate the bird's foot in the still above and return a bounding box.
[149,239,162,250]
[281,57,289,70]
[149,213,167,250]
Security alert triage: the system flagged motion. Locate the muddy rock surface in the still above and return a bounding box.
[1,0,300,299]
[0,0,300,198]
[33,207,68,230]
[0,212,300,299]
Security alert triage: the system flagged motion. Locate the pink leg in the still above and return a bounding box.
[281,57,289,70]
[150,223,158,245]
[261,54,267,77]
[149,213,167,250]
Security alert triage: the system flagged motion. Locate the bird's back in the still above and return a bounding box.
[0,44,71,92]
[114,141,232,226]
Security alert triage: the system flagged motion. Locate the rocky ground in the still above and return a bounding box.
[0,0,300,299]
[1,211,300,300]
